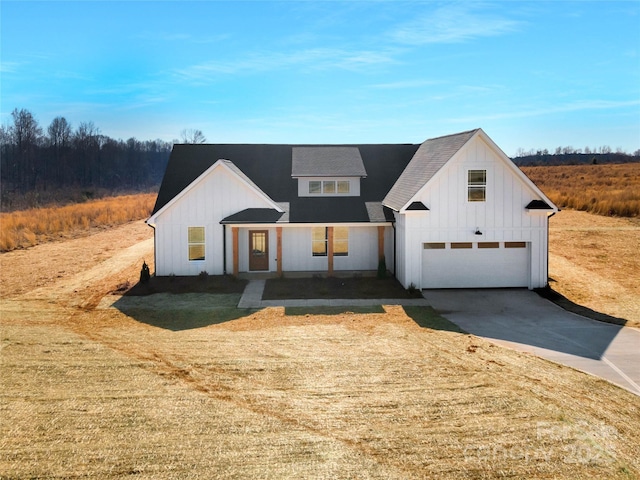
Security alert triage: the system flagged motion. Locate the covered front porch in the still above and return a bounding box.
[223,223,391,278]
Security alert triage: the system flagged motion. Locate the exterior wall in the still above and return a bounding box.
[396,135,551,289]
[296,177,361,197]
[279,225,380,273]
[153,165,278,276]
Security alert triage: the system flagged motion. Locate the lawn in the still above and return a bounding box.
[263,275,421,300]
[2,302,638,479]
[2,219,639,479]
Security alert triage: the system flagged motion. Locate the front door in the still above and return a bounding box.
[249,230,269,271]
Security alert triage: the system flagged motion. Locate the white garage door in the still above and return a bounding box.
[422,241,529,289]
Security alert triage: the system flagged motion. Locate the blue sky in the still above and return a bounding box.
[1,1,639,156]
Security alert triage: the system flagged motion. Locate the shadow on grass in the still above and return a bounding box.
[263,276,422,300]
[114,305,256,331]
[284,306,386,316]
[535,285,628,327]
[114,288,256,331]
[125,275,247,296]
[403,305,467,333]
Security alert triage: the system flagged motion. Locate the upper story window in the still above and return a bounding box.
[308,180,351,195]
[468,170,486,202]
[309,181,322,194]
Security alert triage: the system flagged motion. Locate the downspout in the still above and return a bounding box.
[149,223,157,276]
[392,220,397,278]
[546,211,556,288]
[222,224,227,275]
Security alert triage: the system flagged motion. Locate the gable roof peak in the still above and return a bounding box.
[424,128,481,143]
[383,129,479,211]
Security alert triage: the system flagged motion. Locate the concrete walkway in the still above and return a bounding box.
[237,279,430,309]
[422,289,640,396]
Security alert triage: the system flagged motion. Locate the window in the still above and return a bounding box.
[309,181,321,194]
[312,227,327,256]
[423,242,446,249]
[188,227,205,261]
[451,242,472,249]
[505,242,526,248]
[468,170,486,202]
[478,242,499,249]
[323,181,336,194]
[334,227,349,256]
[306,179,351,195]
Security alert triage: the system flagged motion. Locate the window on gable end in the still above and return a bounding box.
[188,227,205,261]
[468,170,486,202]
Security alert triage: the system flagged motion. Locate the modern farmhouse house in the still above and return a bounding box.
[147,129,558,289]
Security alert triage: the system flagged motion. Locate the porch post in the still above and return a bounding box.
[232,227,239,276]
[276,227,282,276]
[327,226,334,276]
[378,226,385,260]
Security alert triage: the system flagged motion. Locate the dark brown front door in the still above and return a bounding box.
[249,230,269,271]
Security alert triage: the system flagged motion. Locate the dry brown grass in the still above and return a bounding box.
[0,193,156,252]
[549,209,640,327]
[1,222,639,479]
[522,163,640,217]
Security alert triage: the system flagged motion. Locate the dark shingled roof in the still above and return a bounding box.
[152,143,420,223]
[383,129,479,211]
[292,146,367,177]
[406,201,429,210]
[525,199,554,210]
[221,208,285,224]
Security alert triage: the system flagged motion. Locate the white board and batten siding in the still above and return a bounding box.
[279,225,381,273]
[151,163,277,276]
[398,134,552,290]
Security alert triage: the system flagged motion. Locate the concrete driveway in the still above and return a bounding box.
[421,289,640,396]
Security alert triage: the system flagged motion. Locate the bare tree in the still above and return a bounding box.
[48,116,72,149]
[180,128,206,144]
[10,108,43,190]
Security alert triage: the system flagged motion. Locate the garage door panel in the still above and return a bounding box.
[422,242,529,289]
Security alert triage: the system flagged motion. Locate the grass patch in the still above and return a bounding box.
[126,275,247,296]
[403,305,467,333]
[263,276,422,300]
[534,286,628,326]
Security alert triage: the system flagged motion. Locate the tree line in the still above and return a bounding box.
[0,108,176,205]
[513,145,640,166]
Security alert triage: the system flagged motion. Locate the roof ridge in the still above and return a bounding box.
[424,128,480,143]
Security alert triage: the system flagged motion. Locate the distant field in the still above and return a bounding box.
[522,163,640,217]
[0,193,156,252]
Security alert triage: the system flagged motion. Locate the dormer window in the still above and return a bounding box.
[293,146,366,198]
[309,181,321,194]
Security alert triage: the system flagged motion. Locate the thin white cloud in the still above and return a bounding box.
[391,3,521,45]
[369,79,441,89]
[448,99,640,123]
[0,61,23,74]
[173,47,397,83]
